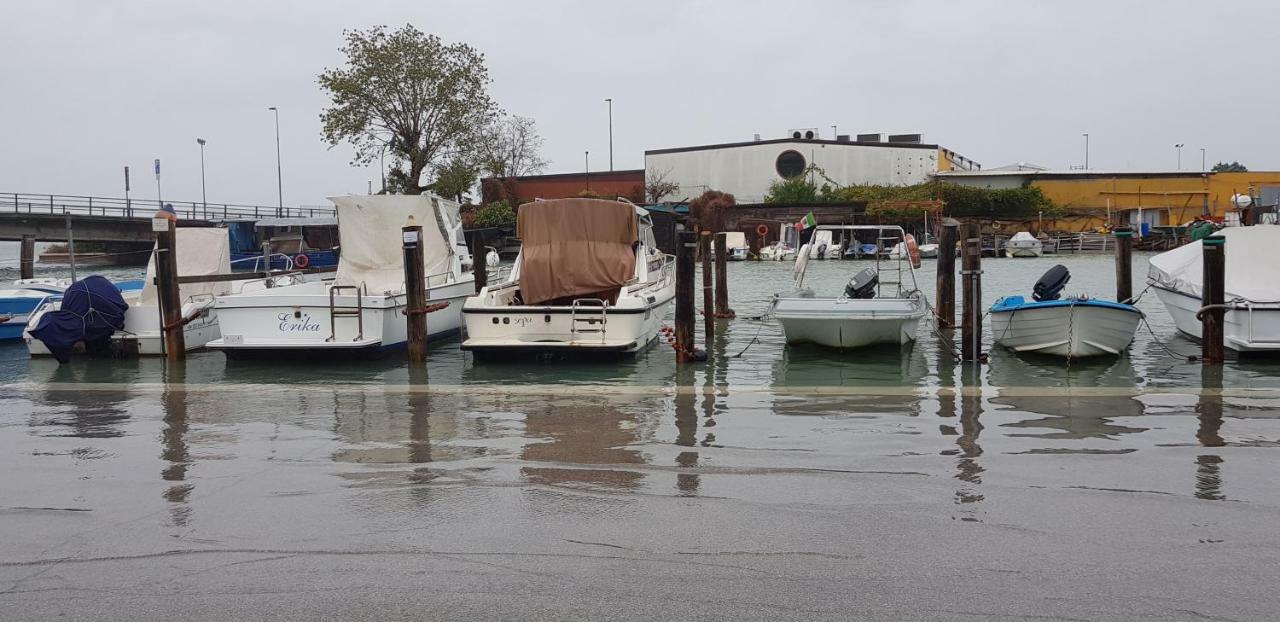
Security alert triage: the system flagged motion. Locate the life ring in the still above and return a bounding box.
[904,234,921,269]
[991,220,1003,230]
[755,223,769,237]
[293,253,310,268]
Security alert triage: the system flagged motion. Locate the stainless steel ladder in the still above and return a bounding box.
[876,230,905,297]
[569,298,608,342]
[327,285,364,342]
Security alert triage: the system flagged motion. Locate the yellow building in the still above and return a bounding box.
[936,169,1280,232]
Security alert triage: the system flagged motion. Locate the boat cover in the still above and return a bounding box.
[1009,231,1039,245]
[517,198,638,305]
[28,275,129,363]
[1147,225,1280,301]
[330,195,456,294]
[140,228,233,305]
[724,231,747,250]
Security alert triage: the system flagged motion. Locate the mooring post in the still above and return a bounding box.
[960,235,983,363]
[1201,235,1226,364]
[936,218,960,329]
[65,212,77,281]
[700,231,714,346]
[1114,226,1134,303]
[153,216,185,360]
[402,221,428,364]
[748,231,762,261]
[675,231,697,363]
[19,234,35,280]
[260,240,272,273]
[472,238,488,294]
[713,232,733,318]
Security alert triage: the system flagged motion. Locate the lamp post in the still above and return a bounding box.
[584,150,590,190]
[196,138,207,218]
[1082,133,1089,169]
[380,145,387,193]
[604,98,613,172]
[1200,148,1206,172]
[268,106,283,216]
[1175,143,1185,170]
[832,125,838,139]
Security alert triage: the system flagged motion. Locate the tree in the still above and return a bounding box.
[428,156,479,202]
[645,168,681,203]
[689,190,736,232]
[1211,161,1248,173]
[479,115,547,202]
[319,25,498,194]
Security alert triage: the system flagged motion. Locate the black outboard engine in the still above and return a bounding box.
[1033,264,1070,301]
[844,267,879,299]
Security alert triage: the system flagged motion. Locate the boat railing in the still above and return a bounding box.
[424,270,457,288]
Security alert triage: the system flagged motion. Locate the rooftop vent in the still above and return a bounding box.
[789,129,818,140]
[836,134,851,143]
[887,133,922,144]
[857,133,882,143]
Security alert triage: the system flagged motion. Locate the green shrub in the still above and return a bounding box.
[473,201,516,228]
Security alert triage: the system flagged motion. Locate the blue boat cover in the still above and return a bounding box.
[29,275,129,363]
[991,295,1140,314]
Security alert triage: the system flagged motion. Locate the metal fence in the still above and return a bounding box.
[2,192,335,221]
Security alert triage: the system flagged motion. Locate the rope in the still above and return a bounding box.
[1138,314,1197,361]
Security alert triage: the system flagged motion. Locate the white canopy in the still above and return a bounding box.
[329,194,456,294]
[141,228,232,305]
[1148,225,1280,302]
[724,231,747,250]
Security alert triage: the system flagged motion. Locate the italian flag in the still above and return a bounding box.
[794,211,817,231]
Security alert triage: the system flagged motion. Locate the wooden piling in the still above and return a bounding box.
[261,241,272,272]
[700,231,714,346]
[402,223,428,364]
[65,213,77,281]
[960,236,982,363]
[675,231,697,362]
[1200,235,1226,364]
[748,232,762,261]
[1114,226,1133,303]
[936,218,960,329]
[472,239,487,294]
[713,232,733,318]
[153,217,185,360]
[19,234,35,280]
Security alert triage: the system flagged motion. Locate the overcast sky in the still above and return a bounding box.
[2,0,1276,207]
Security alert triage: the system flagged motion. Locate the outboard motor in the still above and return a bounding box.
[844,267,879,299]
[1033,264,1070,301]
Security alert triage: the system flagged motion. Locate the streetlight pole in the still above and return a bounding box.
[268,107,283,216]
[196,138,207,218]
[1175,143,1184,170]
[832,125,838,139]
[380,145,386,193]
[1082,133,1089,169]
[1200,148,1206,172]
[604,98,613,172]
[584,151,590,191]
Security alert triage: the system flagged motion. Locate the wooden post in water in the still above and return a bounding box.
[700,231,714,346]
[19,234,35,280]
[675,231,697,363]
[260,240,272,272]
[936,218,960,329]
[65,213,77,281]
[748,231,762,260]
[402,221,428,364]
[472,238,487,294]
[1114,226,1134,303]
[960,235,983,363]
[153,217,185,360]
[1200,235,1226,364]
[713,232,733,318]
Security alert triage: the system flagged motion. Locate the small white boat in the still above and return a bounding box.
[722,231,749,261]
[760,227,800,261]
[1006,231,1043,257]
[208,194,474,359]
[774,225,927,349]
[991,265,1141,358]
[1148,224,1280,352]
[463,198,674,358]
[1,280,68,341]
[808,229,839,259]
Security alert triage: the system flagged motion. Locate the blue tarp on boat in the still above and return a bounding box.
[28,275,129,363]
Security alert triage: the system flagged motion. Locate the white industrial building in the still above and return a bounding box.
[645,132,980,203]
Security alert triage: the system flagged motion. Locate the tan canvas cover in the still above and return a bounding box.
[140,228,232,305]
[517,198,638,305]
[329,195,454,294]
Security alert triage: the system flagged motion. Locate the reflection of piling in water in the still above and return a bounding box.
[673,378,701,494]
[1195,366,1226,500]
[956,367,985,486]
[160,362,192,525]
[520,399,646,491]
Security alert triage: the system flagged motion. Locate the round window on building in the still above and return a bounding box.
[775,150,806,179]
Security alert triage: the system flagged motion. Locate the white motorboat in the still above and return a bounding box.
[1006,231,1043,257]
[208,194,474,359]
[25,228,265,356]
[991,265,1142,358]
[773,225,927,349]
[808,229,839,259]
[1,279,68,341]
[761,227,799,261]
[1148,224,1280,352]
[462,198,674,358]
[722,231,749,261]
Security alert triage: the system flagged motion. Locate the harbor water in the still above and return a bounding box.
[2,253,1279,620]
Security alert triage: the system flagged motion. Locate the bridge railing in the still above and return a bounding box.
[2,192,335,221]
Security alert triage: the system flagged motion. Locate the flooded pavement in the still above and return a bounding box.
[2,255,1280,620]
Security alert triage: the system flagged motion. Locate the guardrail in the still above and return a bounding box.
[2,192,334,221]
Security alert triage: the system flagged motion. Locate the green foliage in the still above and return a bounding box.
[428,156,479,202]
[318,24,498,194]
[1211,161,1248,173]
[829,181,1060,219]
[472,201,516,228]
[764,176,821,204]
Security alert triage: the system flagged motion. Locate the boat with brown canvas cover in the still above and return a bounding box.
[462,198,675,358]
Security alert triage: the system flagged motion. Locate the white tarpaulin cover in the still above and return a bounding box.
[1009,231,1038,244]
[1148,225,1280,301]
[330,195,455,294]
[724,231,747,250]
[140,228,232,305]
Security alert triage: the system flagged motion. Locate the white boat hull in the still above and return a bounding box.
[992,303,1140,358]
[208,278,473,358]
[25,299,220,356]
[1154,286,1280,352]
[1006,243,1043,257]
[774,297,924,348]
